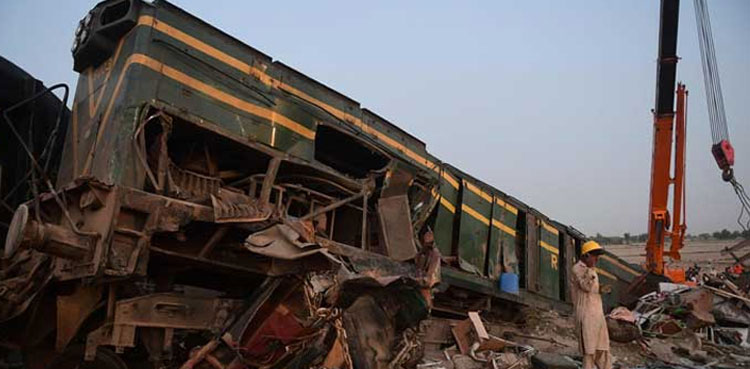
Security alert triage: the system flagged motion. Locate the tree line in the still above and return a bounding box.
[592,228,750,245]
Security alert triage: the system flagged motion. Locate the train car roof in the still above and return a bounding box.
[137,0,579,237]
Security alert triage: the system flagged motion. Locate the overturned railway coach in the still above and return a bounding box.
[0,0,643,367]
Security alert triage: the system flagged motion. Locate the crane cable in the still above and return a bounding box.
[732,179,750,232]
[694,0,750,231]
[694,0,728,144]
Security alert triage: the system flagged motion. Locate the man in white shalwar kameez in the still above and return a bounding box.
[570,240,611,369]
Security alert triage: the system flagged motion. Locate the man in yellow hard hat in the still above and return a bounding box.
[570,240,611,369]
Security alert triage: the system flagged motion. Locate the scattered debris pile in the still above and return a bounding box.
[415,311,539,369]
[626,265,750,368]
[172,263,750,369]
[408,307,640,369]
[403,263,750,369]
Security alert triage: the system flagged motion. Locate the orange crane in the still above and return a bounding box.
[645,0,746,280]
[645,0,687,279]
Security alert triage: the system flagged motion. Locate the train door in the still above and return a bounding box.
[456,180,492,275]
[537,220,561,299]
[432,169,459,258]
[488,196,519,279]
[561,231,576,302]
[524,213,540,292]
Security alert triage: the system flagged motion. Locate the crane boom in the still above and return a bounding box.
[645,0,686,276]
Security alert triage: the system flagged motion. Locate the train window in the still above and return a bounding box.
[332,205,363,247]
[100,1,130,26]
[314,125,389,178]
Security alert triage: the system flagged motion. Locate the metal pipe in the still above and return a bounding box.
[300,191,366,221]
[198,226,228,258]
[669,83,687,260]
[260,157,281,205]
[107,284,116,320]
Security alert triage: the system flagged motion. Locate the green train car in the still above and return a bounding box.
[0,0,643,367]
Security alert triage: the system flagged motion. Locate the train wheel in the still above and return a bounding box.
[48,345,129,369]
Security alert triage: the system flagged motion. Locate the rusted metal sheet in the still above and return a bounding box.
[56,285,103,351]
[378,195,418,261]
[113,293,241,332]
[244,223,340,272]
[211,188,271,223]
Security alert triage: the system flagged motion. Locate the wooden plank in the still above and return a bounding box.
[468,311,489,340]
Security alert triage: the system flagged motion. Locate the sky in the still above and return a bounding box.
[1,0,748,236]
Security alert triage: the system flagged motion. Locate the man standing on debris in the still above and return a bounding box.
[571,240,611,369]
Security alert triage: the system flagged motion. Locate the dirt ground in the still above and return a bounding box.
[516,308,646,368]
[606,240,742,268]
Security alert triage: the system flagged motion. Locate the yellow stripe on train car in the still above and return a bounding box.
[600,254,640,276]
[595,267,617,280]
[136,15,460,185]
[539,241,559,255]
[494,197,518,215]
[431,188,456,214]
[491,218,516,237]
[461,204,490,226]
[463,180,493,203]
[541,221,559,235]
[441,198,456,213]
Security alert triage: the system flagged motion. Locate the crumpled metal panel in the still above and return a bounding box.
[378,195,417,262]
[210,188,271,223]
[245,223,335,262]
[166,161,220,202]
[56,285,102,351]
[114,293,241,332]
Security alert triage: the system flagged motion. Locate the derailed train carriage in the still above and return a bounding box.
[0,0,643,367]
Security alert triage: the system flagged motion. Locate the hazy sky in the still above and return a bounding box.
[1,1,748,236]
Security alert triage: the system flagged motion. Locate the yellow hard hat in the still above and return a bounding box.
[581,240,603,256]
